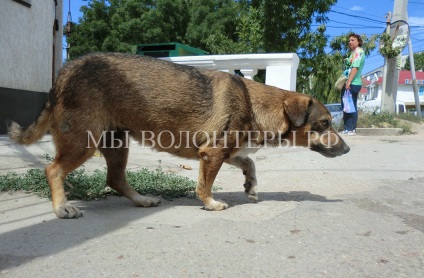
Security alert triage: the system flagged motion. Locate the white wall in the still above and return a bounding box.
[370,84,424,102]
[0,0,63,92]
[396,84,424,102]
[163,53,299,91]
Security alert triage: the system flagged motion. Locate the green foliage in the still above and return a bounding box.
[204,5,264,54]
[357,112,419,134]
[379,32,402,59]
[66,0,191,58]
[404,52,424,71]
[306,51,343,103]
[261,0,335,52]
[358,112,399,128]
[0,160,198,201]
[66,0,337,57]
[396,113,424,124]
[236,6,264,53]
[186,0,239,52]
[126,167,196,200]
[0,170,51,197]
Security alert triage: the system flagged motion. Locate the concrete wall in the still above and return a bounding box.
[163,53,299,91]
[0,0,63,134]
[0,0,62,91]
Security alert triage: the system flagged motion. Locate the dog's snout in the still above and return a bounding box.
[343,145,350,154]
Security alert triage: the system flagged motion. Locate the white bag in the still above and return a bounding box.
[334,75,347,90]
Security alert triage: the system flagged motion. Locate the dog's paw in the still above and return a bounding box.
[247,193,259,203]
[244,184,258,203]
[132,196,161,207]
[54,205,83,219]
[204,199,229,211]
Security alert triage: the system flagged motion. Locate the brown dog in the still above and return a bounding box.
[8,53,349,218]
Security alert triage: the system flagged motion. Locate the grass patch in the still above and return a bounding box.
[396,113,424,123]
[0,157,199,201]
[357,112,423,134]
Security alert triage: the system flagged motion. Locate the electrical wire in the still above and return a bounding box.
[329,10,386,24]
[322,2,424,72]
[328,19,381,28]
[332,5,386,20]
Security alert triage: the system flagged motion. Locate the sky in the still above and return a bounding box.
[62,0,424,74]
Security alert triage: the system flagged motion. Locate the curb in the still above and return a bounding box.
[355,128,403,136]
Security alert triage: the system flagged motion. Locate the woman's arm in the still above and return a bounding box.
[346,67,358,90]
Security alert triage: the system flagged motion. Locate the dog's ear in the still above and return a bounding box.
[283,95,313,127]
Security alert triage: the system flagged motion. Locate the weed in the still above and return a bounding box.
[357,112,421,134]
[358,112,398,128]
[0,157,199,201]
[396,113,424,123]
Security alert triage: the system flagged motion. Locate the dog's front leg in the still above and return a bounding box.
[196,147,228,211]
[226,156,258,202]
[45,159,84,219]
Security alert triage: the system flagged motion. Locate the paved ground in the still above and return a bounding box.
[1,125,423,277]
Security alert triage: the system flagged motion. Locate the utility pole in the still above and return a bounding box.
[66,0,71,60]
[381,12,392,113]
[380,0,408,113]
[408,39,422,117]
[407,36,422,117]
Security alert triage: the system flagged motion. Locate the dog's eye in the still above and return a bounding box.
[321,120,329,127]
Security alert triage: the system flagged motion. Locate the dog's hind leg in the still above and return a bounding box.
[226,156,258,202]
[45,135,96,219]
[197,146,228,211]
[99,131,161,208]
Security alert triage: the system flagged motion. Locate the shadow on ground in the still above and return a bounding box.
[0,189,342,270]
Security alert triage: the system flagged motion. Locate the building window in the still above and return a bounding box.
[12,0,31,8]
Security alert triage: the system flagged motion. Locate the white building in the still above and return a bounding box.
[0,0,63,134]
[362,69,424,113]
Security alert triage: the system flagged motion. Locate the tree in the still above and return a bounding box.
[260,0,335,52]
[203,5,264,54]
[404,52,424,71]
[185,0,240,51]
[66,0,191,58]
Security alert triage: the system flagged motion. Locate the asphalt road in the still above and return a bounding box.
[1,126,423,277]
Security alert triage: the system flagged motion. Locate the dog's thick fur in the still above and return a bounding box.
[8,53,349,218]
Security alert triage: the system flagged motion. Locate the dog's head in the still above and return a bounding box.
[283,94,350,157]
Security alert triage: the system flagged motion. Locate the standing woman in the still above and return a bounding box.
[341,33,365,135]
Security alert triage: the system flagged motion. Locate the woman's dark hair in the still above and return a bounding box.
[348,33,363,47]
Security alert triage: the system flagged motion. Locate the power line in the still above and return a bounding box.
[411,32,424,38]
[329,10,386,24]
[329,5,424,30]
[332,5,385,20]
[326,33,379,39]
[326,19,382,28]
[412,42,424,49]
[316,25,382,29]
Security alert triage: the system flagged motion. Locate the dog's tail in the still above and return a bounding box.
[7,89,55,145]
